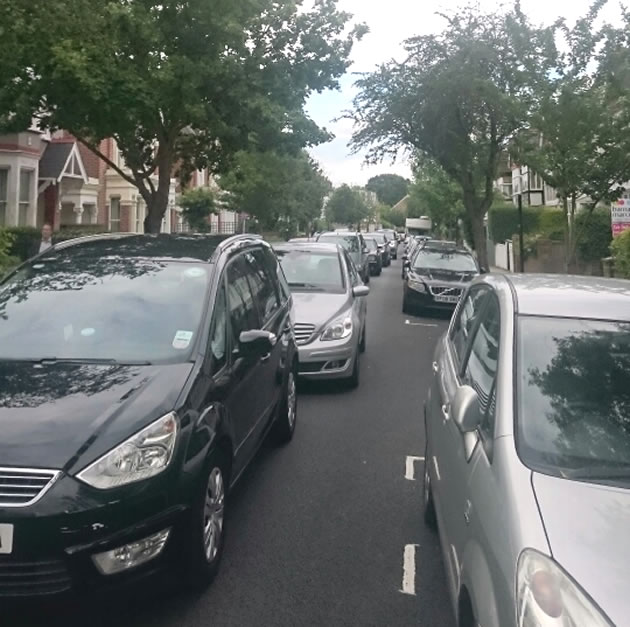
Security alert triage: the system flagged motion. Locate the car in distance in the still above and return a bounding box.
[316,231,370,284]
[402,246,479,315]
[0,233,298,598]
[273,241,368,388]
[363,237,383,276]
[368,231,391,267]
[378,229,400,259]
[424,274,630,627]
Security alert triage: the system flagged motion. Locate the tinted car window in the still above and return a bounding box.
[318,234,359,253]
[209,280,228,373]
[413,250,478,273]
[344,251,360,286]
[227,256,260,348]
[464,295,500,439]
[365,239,378,252]
[517,317,630,476]
[276,249,345,293]
[267,248,290,304]
[451,287,488,367]
[0,258,209,364]
[243,249,280,324]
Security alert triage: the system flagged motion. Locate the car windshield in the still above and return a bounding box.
[275,250,345,293]
[365,239,378,252]
[0,256,210,364]
[371,233,386,244]
[318,234,359,253]
[412,250,477,273]
[517,317,630,479]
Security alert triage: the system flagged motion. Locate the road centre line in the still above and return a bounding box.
[404,319,438,327]
[405,456,425,480]
[401,544,419,595]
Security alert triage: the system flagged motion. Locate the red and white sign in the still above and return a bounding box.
[612,199,630,236]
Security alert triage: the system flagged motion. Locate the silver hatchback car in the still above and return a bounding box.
[424,274,630,627]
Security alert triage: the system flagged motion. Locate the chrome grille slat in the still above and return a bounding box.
[429,286,463,297]
[0,467,60,507]
[293,323,316,345]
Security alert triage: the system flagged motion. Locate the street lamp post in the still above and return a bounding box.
[517,191,525,272]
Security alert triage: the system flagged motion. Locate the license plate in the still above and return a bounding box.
[434,294,459,304]
[0,524,14,555]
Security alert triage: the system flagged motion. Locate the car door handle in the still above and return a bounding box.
[441,404,450,420]
[464,500,472,525]
[432,361,439,373]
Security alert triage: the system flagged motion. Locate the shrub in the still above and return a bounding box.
[574,210,612,263]
[55,227,108,242]
[2,226,40,261]
[0,229,20,277]
[611,229,630,278]
[487,206,549,242]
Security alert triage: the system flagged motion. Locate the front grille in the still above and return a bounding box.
[0,558,72,597]
[429,286,463,297]
[0,468,60,507]
[293,323,316,345]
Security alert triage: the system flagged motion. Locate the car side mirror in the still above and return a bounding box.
[238,329,276,359]
[452,385,482,433]
[353,285,370,297]
[403,259,411,269]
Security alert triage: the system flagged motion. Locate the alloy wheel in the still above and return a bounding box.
[287,371,297,430]
[203,467,225,562]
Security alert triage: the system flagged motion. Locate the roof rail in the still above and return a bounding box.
[52,232,136,251]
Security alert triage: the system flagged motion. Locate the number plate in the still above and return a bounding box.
[0,524,14,555]
[434,294,459,304]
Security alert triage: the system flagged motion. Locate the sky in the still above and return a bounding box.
[305,0,623,187]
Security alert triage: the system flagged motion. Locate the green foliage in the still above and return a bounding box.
[611,228,630,278]
[4,0,364,232]
[350,4,550,269]
[325,185,369,228]
[365,174,409,206]
[0,229,19,276]
[2,227,40,261]
[221,150,330,233]
[574,210,612,263]
[180,188,217,233]
[379,204,406,228]
[487,206,563,242]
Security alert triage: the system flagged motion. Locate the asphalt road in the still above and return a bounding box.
[16,253,455,627]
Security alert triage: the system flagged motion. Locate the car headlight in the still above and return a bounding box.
[321,314,353,341]
[517,549,613,627]
[77,412,178,489]
[368,253,377,260]
[408,277,426,293]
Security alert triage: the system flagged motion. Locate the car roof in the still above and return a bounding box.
[46,233,261,263]
[273,242,340,254]
[320,231,358,237]
[503,274,630,320]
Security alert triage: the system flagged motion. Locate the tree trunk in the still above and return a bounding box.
[562,196,569,272]
[143,146,173,234]
[469,211,489,271]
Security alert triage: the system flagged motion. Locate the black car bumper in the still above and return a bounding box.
[403,285,461,310]
[0,473,192,600]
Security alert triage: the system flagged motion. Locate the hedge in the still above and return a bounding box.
[487,206,550,242]
[611,228,630,278]
[574,210,612,264]
[1,225,109,261]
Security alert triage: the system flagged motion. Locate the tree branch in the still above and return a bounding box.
[76,137,139,188]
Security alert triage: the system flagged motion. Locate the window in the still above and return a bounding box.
[110,197,121,232]
[243,250,280,324]
[267,248,290,304]
[0,169,7,226]
[451,287,489,367]
[227,256,260,350]
[275,249,345,293]
[346,252,361,286]
[19,169,32,226]
[135,199,144,233]
[528,170,543,191]
[209,281,228,373]
[463,295,500,439]
[317,234,360,253]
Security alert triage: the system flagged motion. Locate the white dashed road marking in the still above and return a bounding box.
[405,319,438,327]
[401,544,419,595]
[405,455,425,480]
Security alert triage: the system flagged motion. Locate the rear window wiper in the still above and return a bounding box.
[12,357,152,366]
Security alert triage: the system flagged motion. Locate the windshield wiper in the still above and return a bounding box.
[4,357,152,366]
[288,282,325,291]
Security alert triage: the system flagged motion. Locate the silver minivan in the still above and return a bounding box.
[424,273,630,627]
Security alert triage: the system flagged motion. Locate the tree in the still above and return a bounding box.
[2,0,366,232]
[349,5,550,270]
[407,156,465,239]
[366,173,409,206]
[179,188,217,233]
[325,185,369,229]
[221,150,331,236]
[512,2,630,268]
[379,204,406,228]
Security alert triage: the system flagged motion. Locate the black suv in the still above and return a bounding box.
[0,233,298,598]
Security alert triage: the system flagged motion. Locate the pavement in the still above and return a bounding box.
[15,255,455,627]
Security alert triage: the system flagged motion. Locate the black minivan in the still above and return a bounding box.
[0,233,298,598]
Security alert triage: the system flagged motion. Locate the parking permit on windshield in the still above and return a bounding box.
[173,330,194,349]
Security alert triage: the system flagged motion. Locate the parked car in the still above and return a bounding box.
[378,229,399,259]
[363,237,383,276]
[368,232,391,267]
[273,241,368,387]
[316,231,370,283]
[424,273,630,627]
[402,246,479,315]
[0,233,298,598]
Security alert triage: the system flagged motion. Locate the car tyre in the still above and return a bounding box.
[423,444,437,530]
[179,451,229,590]
[272,366,298,445]
[348,353,360,389]
[402,293,412,315]
[359,325,366,353]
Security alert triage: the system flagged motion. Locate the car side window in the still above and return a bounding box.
[463,295,500,440]
[450,286,489,367]
[345,251,360,286]
[226,255,260,351]
[209,278,228,374]
[243,249,280,325]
